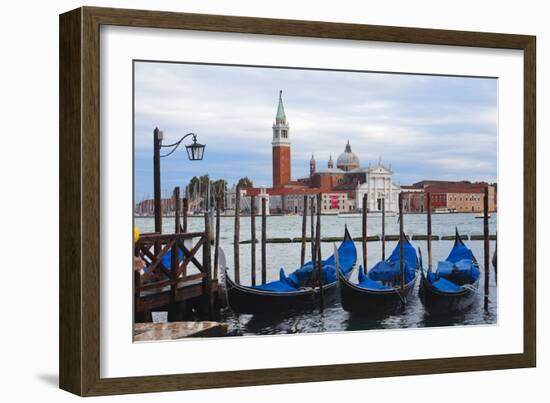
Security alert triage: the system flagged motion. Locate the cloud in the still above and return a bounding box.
[133,61,497,200]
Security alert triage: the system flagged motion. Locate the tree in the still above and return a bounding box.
[237,177,253,189]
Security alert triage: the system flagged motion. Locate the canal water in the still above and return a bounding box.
[135,213,497,335]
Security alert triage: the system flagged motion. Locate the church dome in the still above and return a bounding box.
[336,141,360,171]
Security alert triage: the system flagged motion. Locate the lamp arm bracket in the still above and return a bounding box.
[159,132,196,158]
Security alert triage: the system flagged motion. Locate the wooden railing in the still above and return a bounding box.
[134,230,212,315]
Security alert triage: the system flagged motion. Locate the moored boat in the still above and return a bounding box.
[222,228,357,314]
[338,235,419,313]
[419,228,481,315]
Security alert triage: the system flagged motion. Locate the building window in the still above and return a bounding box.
[281,129,287,138]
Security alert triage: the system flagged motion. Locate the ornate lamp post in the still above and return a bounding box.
[153,127,205,233]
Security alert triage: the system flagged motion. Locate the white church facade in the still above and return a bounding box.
[354,159,401,213]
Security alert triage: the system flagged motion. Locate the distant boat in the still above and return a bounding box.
[338,212,362,218]
[432,208,456,214]
[475,213,491,219]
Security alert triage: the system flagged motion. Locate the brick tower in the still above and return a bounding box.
[272,90,291,187]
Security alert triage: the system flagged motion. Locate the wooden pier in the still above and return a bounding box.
[134,230,221,322]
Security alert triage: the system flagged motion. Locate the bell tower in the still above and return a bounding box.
[310,154,316,177]
[272,90,291,187]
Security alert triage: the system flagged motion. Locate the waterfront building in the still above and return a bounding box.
[401,181,497,213]
[354,158,401,212]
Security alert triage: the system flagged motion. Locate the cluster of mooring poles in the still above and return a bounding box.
[213,185,495,314]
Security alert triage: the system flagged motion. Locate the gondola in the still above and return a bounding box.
[419,228,481,315]
[222,228,357,314]
[338,235,419,313]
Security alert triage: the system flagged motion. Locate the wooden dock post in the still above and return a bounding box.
[483,186,490,310]
[213,196,221,281]
[261,197,267,284]
[300,195,308,267]
[203,212,213,318]
[362,193,368,272]
[316,193,324,313]
[427,192,432,271]
[182,197,188,277]
[310,196,316,263]
[250,195,257,286]
[174,187,181,234]
[381,198,386,260]
[233,185,240,284]
[399,193,405,297]
[182,197,188,232]
[168,187,181,322]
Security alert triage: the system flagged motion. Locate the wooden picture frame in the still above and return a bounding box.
[59,6,536,396]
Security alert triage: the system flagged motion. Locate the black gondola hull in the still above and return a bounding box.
[339,272,417,313]
[224,274,339,314]
[419,275,479,315]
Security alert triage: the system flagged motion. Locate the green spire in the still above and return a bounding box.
[276,90,286,123]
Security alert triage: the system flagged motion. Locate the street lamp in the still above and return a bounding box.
[153,127,206,233]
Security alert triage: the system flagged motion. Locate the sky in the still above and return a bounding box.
[134,61,497,201]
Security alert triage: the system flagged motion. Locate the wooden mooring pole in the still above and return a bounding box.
[362,193,368,272]
[382,198,386,260]
[261,197,267,284]
[483,187,490,310]
[251,195,257,287]
[213,196,221,281]
[182,197,188,277]
[168,187,182,322]
[427,192,432,271]
[203,211,213,317]
[174,187,181,234]
[300,195,308,267]
[316,193,324,313]
[399,193,405,297]
[310,196,316,263]
[182,197,188,232]
[233,185,240,284]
